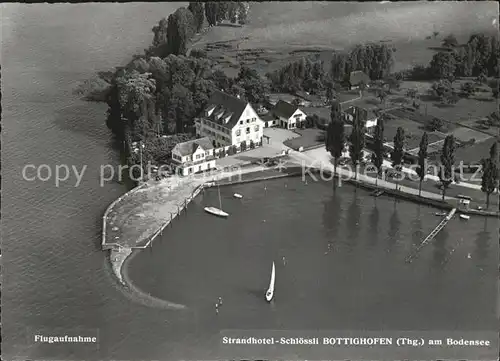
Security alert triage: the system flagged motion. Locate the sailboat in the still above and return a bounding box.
[204,182,229,217]
[265,262,275,302]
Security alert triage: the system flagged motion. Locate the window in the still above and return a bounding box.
[239,120,243,125]
[246,127,250,134]
[205,151,210,156]
[252,117,256,122]
[236,130,241,136]
[254,125,259,132]
[246,119,250,123]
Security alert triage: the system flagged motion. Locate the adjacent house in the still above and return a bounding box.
[348,70,371,90]
[195,90,265,149]
[269,100,307,129]
[171,137,216,176]
[343,105,378,130]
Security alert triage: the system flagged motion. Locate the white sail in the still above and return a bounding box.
[265,262,275,302]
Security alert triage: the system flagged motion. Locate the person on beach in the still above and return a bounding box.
[215,303,219,314]
[218,297,223,306]
[282,256,286,266]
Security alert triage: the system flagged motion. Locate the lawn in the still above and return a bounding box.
[283,128,325,150]
[383,111,445,150]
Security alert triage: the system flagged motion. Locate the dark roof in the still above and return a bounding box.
[261,113,276,122]
[202,90,248,130]
[173,137,214,156]
[344,105,377,121]
[273,100,299,119]
[349,70,371,86]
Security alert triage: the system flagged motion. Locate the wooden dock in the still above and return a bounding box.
[405,208,456,263]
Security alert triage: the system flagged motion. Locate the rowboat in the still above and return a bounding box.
[459,214,470,220]
[233,193,243,199]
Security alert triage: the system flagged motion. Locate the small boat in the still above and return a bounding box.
[459,214,470,220]
[204,206,229,217]
[371,190,384,197]
[477,206,483,210]
[233,193,243,199]
[204,182,229,218]
[265,262,276,302]
[467,253,471,259]
[434,212,447,216]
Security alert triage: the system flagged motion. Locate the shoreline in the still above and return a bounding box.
[104,164,498,303]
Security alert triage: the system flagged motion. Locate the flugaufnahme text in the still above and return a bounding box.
[34,335,97,343]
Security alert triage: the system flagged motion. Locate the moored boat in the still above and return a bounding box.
[204,206,229,217]
[459,214,470,220]
[233,193,243,199]
[205,180,229,218]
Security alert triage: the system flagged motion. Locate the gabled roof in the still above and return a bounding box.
[273,100,300,119]
[344,105,377,121]
[202,90,249,129]
[349,70,371,86]
[173,137,214,157]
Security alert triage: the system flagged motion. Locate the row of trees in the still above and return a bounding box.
[426,33,499,80]
[325,102,499,208]
[150,2,249,57]
[268,43,395,94]
[266,57,329,94]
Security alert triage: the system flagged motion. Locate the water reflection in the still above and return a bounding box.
[346,193,361,247]
[368,202,379,248]
[386,207,401,251]
[474,217,491,263]
[411,206,423,248]
[322,192,342,253]
[432,228,449,270]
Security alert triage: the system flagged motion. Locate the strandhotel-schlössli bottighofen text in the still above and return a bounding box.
[222,336,492,347]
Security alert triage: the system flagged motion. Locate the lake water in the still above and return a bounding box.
[1,3,497,360]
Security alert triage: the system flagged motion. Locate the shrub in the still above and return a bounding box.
[425,117,444,131]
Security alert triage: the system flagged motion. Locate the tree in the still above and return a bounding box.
[439,135,456,200]
[384,75,401,93]
[481,158,496,209]
[370,116,385,187]
[460,82,475,98]
[325,79,335,104]
[237,2,249,24]
[326,101,345,188]
[216,2,229,23]
[442,34,458,48]
[391,127,405,190]
[204,2,218,26]
[167,8,195,55]
[152,18,168,48]
[227,2,238,23]
[349,109,365,182]
[431,79,453,102]
[416,132,429,197]
[489,141,499,192]
[429,51,456,79]
[188,2,205,33]
[377,89,388,106]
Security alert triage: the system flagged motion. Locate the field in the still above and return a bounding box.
[192,2,496,76]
